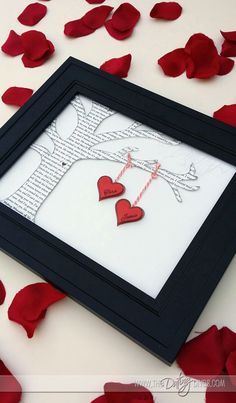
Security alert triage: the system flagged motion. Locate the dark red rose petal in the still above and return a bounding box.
[0,280,6,305]
[18,3,47,26]
[82,6,113,30]
[1,30,24,56]
[112,3,140,32]
[150,2,182,21]
[91,397,106,403]
[64,18,95,37]
[206,375,236,403]
[218,56,234,75]
[158,48,190,77]
[226,351,236,386]
[105,20,133,40]
[21,30,49,60]
[22,40,54,67]
[221,40,236,57]
[185,33,220,78]
[213,104,236,127]
[100,54,132,78]
[104,383,154,403]
[220,327,236,359]
[221,30,236,42]
[176,325,225,380]
[86,0,106,4]
[2,87,33,107]
[0,359,22,402]
[8,282,66,338]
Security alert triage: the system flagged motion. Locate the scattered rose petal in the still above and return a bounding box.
[158,48,190,77]
[1,30,24,57]
[185,33,219,78]
[21,30,49,60]
[220,327,236,359]
[105,20,133,40]
[226,351,236,385]
[177,325,225,380]
[0,359,22,402]
[86,0,106,3]
[221,40,236,57]
[92,382,154,403]
[82,6,113,30]
[150,2,182,21]
[218,56,234,75]
[64,19,95,38]
[8,282,66,338]
[22,39,54,67]
[18,3,47,26]
[2,87,33,107]
[206,376,236,403]
[213,104,236,127]
[111,3,140,32]
[221,30,236,42]
[100,54,132,77]
[0,280,6,305]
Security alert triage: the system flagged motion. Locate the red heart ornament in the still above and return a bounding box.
[115,199,144,225]
[97,176,125,200]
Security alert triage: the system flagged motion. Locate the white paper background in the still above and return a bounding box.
[0,97,235,297]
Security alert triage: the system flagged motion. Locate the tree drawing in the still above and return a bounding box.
[2,95,199,222]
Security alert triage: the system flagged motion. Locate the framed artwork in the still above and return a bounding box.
[0,58,235,364]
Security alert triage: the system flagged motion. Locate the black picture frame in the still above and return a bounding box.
[0,57,235,364]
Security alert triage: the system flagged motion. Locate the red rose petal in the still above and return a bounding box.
[226,351,236,386]
[22,39,54,67]
[86,0,105,3]
[206,375,236,403]
[185,33,220,78]
[1,30,24,56]
[112,3,140,32]
[218,56,234,75]
[0,280,6,305]
[158,48,190,77]
[0,359,22,402]
[21,30,50,60]
[91,397,107,403]
[221,40,236,57]
[8,282,66,338]
[213,104,236,127]
[100,54,132,78]
[150,2,182,21]
[220,327,236,359]
[221,30,236,42]
[18,3,47,26]
[176,325,225,380]
[104,383,154,403]
[2,87,33,107]
[64,18,95,38]
[105,20,133,40]
[82,6,113,30]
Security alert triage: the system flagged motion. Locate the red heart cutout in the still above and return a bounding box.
[97,176,125,200]
[115,199,144,225]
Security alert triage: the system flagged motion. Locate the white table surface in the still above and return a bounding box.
[0,1,235,402]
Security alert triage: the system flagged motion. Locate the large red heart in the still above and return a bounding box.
[115,199,144,225]
[97,176,125,200]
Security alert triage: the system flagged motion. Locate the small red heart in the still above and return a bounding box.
[115,199,144,225]
[97,176,125,201]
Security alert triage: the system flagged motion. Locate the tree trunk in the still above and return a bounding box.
[2,148,75,222]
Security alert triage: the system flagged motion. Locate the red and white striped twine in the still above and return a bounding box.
[115,153,132,182]
[133,163,161,207]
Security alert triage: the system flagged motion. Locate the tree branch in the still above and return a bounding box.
[93,121,180,146]
[71,95,86,121]
[30,144,50,157]
[45,120,59,142]
[85,148,199,202]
